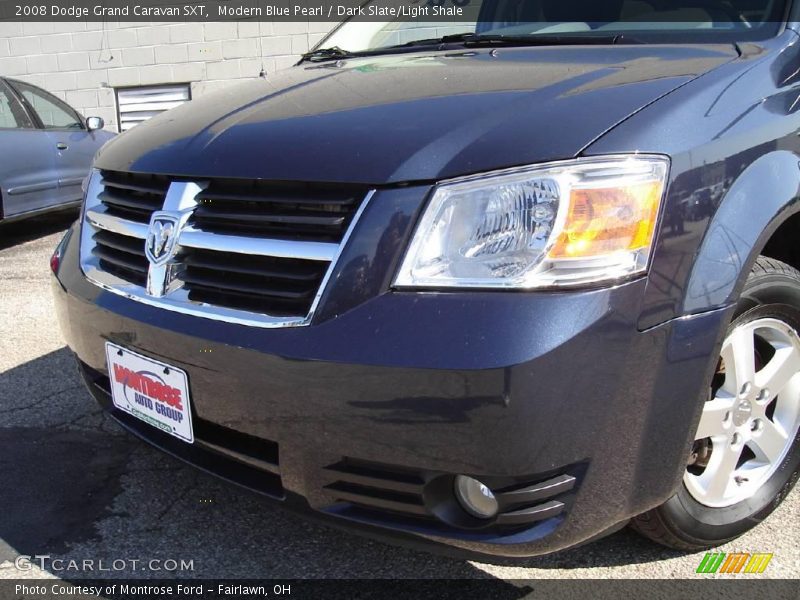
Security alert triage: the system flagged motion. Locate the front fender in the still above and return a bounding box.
[684,150,800,315]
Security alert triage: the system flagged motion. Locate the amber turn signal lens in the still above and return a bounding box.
[549,180,664,259]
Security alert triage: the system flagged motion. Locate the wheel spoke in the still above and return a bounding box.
[695,395,735,440]
[700,441,743,501]
[722,327,756,394]
[755,345,800,399]
[773,389,800,435]
[750,419,789,464]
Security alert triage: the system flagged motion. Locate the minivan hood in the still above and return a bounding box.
[96,45,738,184]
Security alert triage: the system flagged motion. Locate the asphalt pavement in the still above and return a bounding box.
[0,213,798,581]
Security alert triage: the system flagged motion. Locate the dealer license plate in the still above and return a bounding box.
[105,342,194,443]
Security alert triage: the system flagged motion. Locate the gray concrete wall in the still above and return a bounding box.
[0,21,335,131]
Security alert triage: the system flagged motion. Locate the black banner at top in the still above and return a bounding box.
[0,0,478,22]
[1,0,780,22]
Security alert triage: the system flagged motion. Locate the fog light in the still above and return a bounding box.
[454,475,499,519]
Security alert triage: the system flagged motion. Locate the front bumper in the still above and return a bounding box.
[52,221,733,559]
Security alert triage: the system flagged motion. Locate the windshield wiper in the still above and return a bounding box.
[301,46,354,62]
[301,32,642,64]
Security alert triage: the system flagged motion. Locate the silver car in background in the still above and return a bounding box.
[0,78,114,223]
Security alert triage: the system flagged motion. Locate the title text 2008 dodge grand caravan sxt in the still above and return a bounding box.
[51,0,800,558]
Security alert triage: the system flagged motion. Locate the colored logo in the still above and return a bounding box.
[696,552,773,574]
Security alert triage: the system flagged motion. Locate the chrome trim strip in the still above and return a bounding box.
[8,180,60,195]
[162,180,207,212]
[58,177,84,188]
[178,227,339,262]
[86,207,149,239]
[304,189,376,323]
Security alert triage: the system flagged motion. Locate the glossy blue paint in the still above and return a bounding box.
[52,227,733,557]
[52,25,800,558]
[685,152,800,313]
[94,45,737,184]
[587,30,800,328]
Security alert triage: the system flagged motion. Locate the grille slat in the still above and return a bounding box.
[99,202,154,224]
[91,228,149,286]
[495,474,576,511]
[198,189,358,206]
[185,284,312,316]
[102,177,169,196]
[99,190,163,213]
[93,230,146,256]
[192,180,362,241]
[495,501,565,526]
[324,459,430,520]
[191,207,348,239]
[180,271,316,300]
[325,482,429,516]
[325,462,425,495]
[182,250,326,282]
[100,171,169,224]
[92,246,148,274]
[190,217,348,240]
[83,170,371,325]
[101,170,170,191]
[193,208,347,227]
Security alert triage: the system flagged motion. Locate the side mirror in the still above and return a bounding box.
[86,116,104,131]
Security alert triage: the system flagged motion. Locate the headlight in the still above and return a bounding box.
[394,155,669,289]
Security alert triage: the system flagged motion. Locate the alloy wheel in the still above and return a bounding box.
[684,318,800,508]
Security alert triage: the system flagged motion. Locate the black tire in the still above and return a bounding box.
[631,256,800,550]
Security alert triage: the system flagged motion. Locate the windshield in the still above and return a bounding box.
[321,0,789,53]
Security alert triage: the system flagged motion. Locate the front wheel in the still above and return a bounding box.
[632,257,800,550]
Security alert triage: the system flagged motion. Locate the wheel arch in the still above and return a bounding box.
[684,150,800,316]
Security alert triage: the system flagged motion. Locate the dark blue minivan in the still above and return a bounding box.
[52,0,800,558]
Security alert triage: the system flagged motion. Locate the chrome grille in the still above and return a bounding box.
[99,171,169,223]
[80,170,374,327]
[91,229,148,286]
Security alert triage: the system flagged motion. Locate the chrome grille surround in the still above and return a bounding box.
[79,169,375,328]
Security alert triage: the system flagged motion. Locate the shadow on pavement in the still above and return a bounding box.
[0,211,78,251]
[0,348,686,578]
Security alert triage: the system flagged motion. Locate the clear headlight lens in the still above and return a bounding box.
[394,156,669,289]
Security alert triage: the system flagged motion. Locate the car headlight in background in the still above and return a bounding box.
[394,155,669,289]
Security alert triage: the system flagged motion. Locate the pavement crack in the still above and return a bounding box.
[1,383,84,414]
